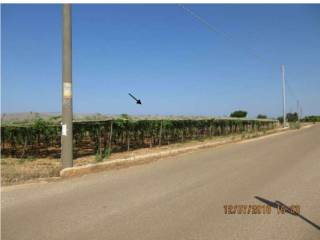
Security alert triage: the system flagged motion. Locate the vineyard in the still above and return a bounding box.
[1,118,279,159]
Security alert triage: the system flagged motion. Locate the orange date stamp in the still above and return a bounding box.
[223,204,300,215]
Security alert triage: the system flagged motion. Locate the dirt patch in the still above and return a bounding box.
[1,158,61,185]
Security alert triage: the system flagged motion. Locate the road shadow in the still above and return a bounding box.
[255,196,320,231]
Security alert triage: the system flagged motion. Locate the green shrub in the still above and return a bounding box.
[95,151,103,162]
[95,148,111,162]
[230,110,247,118]
[257,114,267,119]
[289,122,301,129]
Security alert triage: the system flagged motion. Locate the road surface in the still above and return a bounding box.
[2,125,320,240]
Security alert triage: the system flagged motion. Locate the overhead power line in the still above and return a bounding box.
[178,4,300,114]
[178,4,273,67]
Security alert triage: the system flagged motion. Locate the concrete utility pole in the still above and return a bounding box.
[61,4,73,168]
[297,100,300,120]
[281,64,286,127]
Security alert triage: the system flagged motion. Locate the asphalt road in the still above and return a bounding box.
[2,125,320,240]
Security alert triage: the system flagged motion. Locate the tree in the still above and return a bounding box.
[120,113,131,120]
[230,110,247,118]
[277,116,284,124]
[286,112,298,122]
[257,114,267,119]
[302,115,320,122]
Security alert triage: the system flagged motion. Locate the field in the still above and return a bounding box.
[1,117,278,159]
[1,117,279,185]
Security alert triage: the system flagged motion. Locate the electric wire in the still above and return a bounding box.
[178,4,300,111]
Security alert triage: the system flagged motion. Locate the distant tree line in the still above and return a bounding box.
[229,110,269,120]
[277,112,299,123]
[302,115,320,122]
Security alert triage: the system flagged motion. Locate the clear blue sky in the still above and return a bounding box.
[2,4,320,117]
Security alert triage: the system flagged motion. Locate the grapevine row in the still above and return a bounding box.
[1,118,279,158]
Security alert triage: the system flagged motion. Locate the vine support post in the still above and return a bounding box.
[158,120,163,146]
[98,127,102,156]
[108,121,113,153]
[103,125,108,150]
[127,129,130,151]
